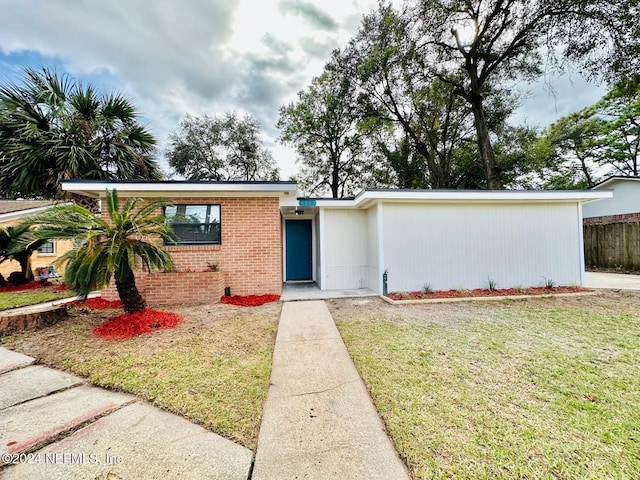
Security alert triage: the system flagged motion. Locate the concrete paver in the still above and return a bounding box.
[0,365,82,409]
[0,385,134,462]
[252,300,409,480]
[1,402,253,480]
[0,348,33,375]
[584,271,640,290]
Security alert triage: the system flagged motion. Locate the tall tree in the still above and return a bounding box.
[278,69,367,198]
[0,67,161,200]
[339,6,476,189]
[594,81,640,176]
[406,0,637,189]
[23,189,176,313]
[167,112,279,181]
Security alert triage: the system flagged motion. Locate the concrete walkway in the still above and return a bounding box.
[0,347,252,480]
[252,300,409,480]
[584,271,640,290]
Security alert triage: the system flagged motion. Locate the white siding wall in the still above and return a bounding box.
[367,205,380,292]
[382,202,582,292]
[583,181,640,218]
[323,209,369,289]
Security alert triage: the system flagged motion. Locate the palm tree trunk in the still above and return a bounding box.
[115,270,146,313]
[13,250,34,282]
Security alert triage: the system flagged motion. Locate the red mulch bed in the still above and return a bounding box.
[220,294,280,307]
[72,298,123,310]
[93,308,184,340]
[0,280,52,292]
[53,283,70,292]
[386,285,591,301]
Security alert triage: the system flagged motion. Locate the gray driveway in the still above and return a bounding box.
[584,272,640,290]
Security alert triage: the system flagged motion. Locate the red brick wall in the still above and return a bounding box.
[101,196,283,304]
[583,212,640,225]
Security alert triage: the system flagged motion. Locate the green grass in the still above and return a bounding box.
[1,302,280,449]
[331,294,640,479]
[0,287,72,310]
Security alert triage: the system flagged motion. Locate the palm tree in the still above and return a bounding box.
[0,224,48,285]
[23,189,177,313]
[0,67,162,201]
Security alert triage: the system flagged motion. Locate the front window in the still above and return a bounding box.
[164,204,221,245]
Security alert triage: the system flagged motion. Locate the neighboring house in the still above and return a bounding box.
[62,181,609,300]
[582,176,640,224]
[582,176,640,269]
[0,200,74,279]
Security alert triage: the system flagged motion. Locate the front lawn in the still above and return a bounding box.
[1,301,281,450]
[0,285,72,310]
[330,291,640,479]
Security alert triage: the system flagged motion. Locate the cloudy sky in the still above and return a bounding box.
[0,0,607,180]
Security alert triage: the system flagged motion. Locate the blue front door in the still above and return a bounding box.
[286,220,312,280]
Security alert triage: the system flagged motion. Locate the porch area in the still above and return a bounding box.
[280,282,377,302]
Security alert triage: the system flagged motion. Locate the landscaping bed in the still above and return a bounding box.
[386,285,590,301]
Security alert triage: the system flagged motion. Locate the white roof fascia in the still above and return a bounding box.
[311,199,358,208]
[61,181,298,199]
[352,189,613,208]
[591,177,640,190]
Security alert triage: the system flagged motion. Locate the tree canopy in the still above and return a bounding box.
[0,67,161,200]
[166,112,279,182]
[278,68,368,198]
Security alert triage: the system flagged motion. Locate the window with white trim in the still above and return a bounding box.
[37,240,55,254]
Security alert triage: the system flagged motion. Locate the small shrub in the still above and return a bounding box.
[543,277,556,289]
[454,284,470,296]
[487,278,498,291]
[515,285,524,294]
[423,283,434,294]
[206,262,219,272]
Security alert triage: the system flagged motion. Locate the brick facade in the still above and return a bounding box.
[583,212,640,225]
[101,196,283,304]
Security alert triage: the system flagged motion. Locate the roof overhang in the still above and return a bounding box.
[0,204,62,223]
[591,176,640,190]
[61,180,299,199]
[304,189,613,209]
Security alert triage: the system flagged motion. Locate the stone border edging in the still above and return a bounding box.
[380,291,598,305]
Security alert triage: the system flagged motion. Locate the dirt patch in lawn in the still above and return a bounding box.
[1,300,282,450]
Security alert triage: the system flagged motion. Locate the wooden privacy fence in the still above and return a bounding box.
[584,222,640,269]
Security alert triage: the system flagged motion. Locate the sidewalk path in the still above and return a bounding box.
[0,347,252,480]
[252,300,409,480]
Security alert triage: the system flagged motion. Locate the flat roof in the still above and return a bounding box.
[302,189,612,208]
[61,180,299,198]
[591,176,640,189]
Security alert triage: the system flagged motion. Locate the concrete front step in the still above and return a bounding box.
[1,402,253,480]
[0,348,34,375]
[0,385,134,464]
[0,365,83,410]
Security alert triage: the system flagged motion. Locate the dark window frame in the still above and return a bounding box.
[37,239,55,254]
[164,204,222,245]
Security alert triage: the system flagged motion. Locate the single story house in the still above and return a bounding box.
[0,200,74,280]
[61,181,610,302]
[583,176,640,224]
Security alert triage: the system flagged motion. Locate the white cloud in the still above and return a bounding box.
[0,0,608,180]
